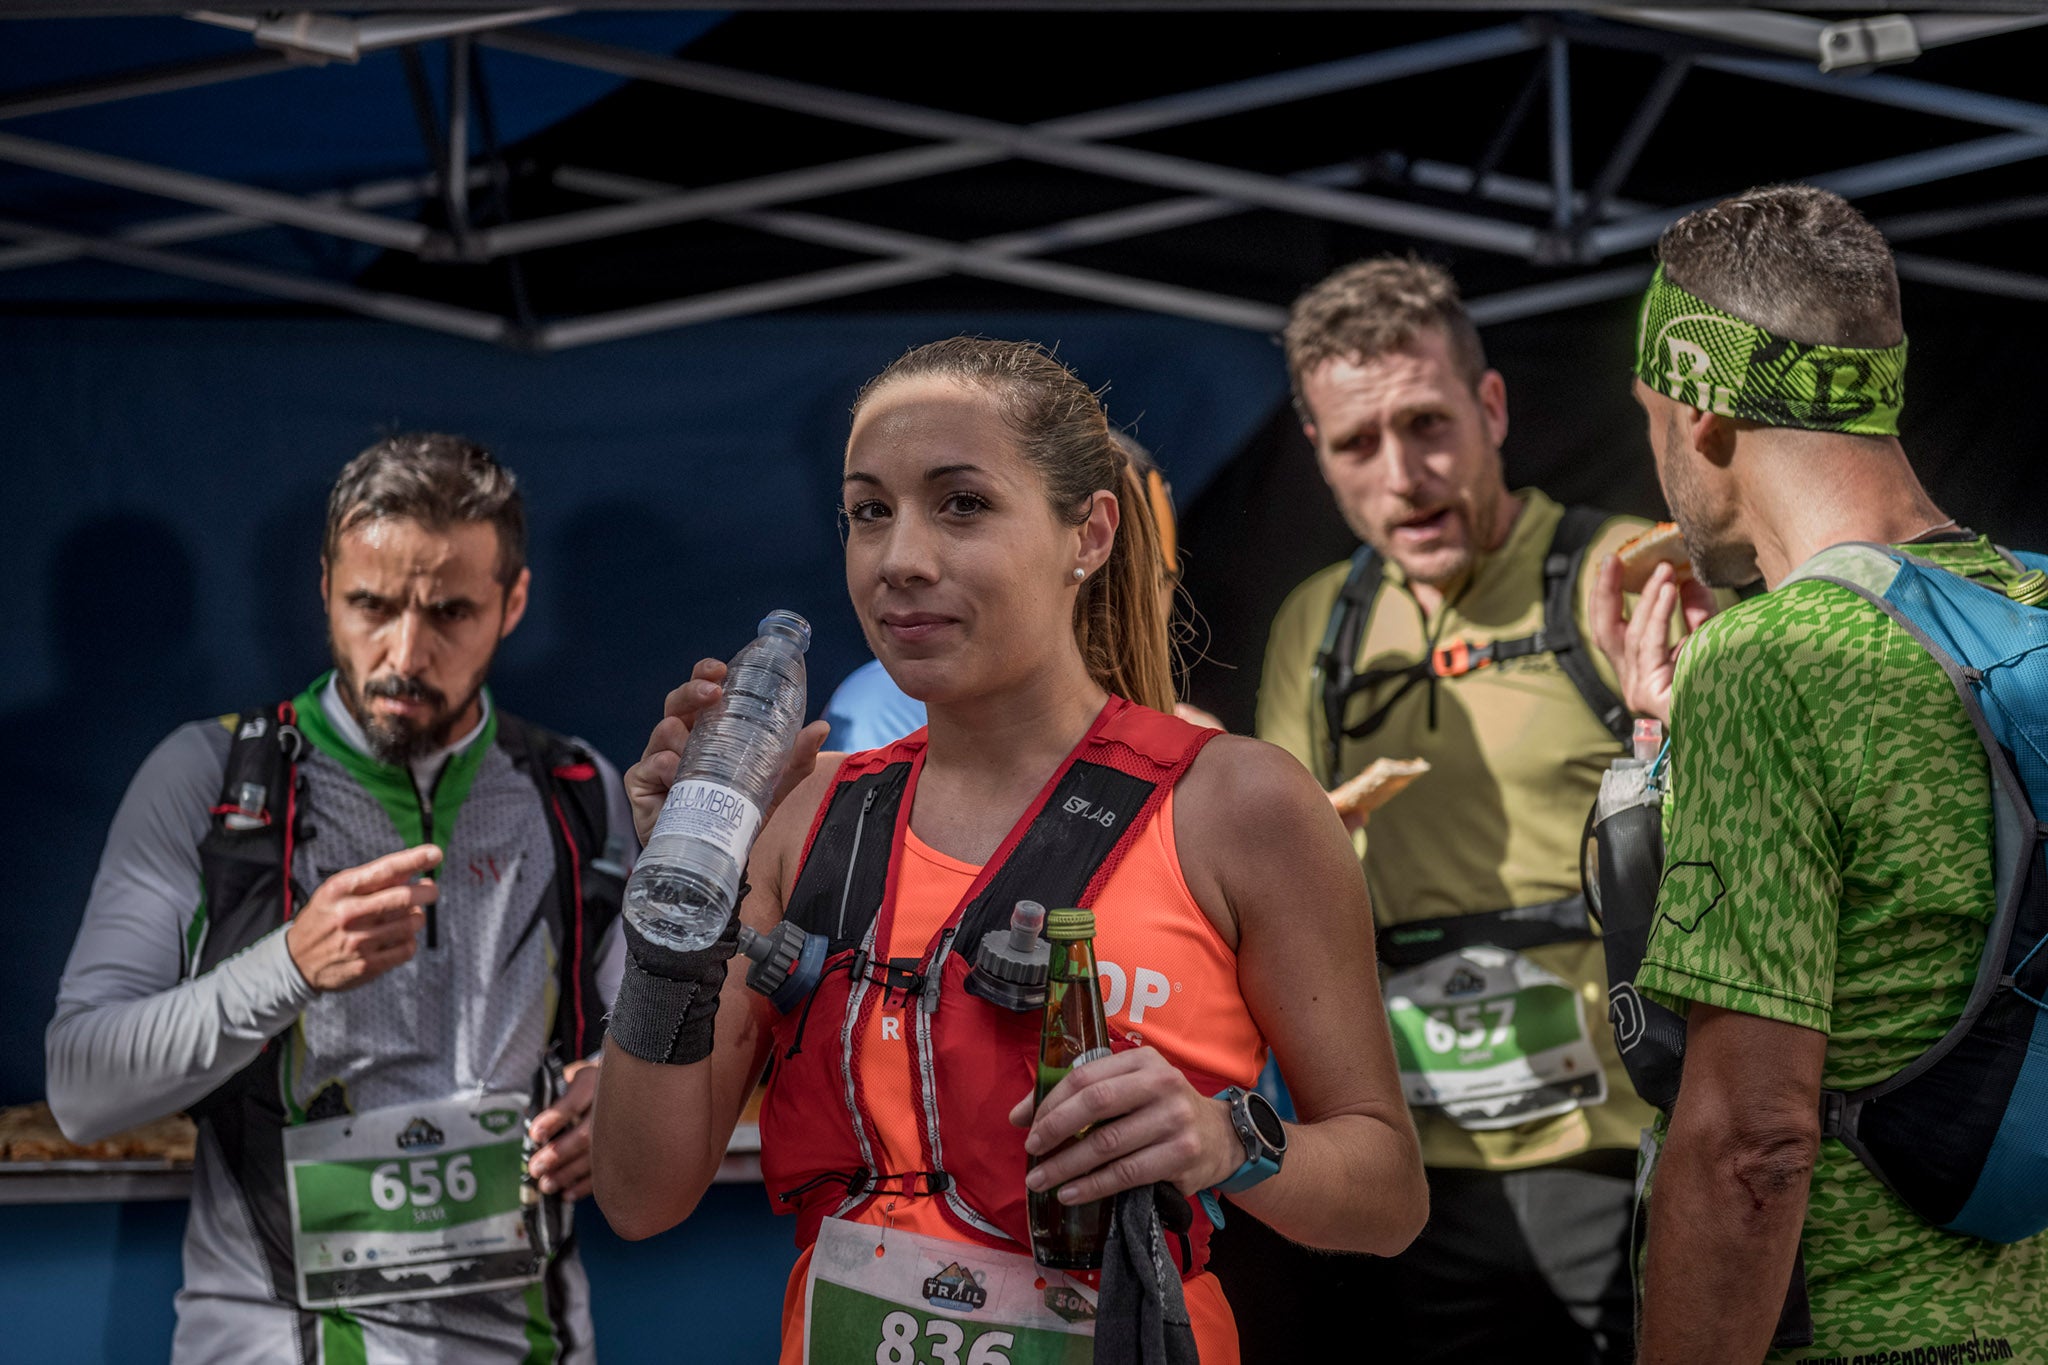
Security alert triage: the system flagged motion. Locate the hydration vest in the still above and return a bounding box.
[1315,505,1629,967]
[758,697,1228,1274]
[181,699,625,1304]
[1594,543,2048,1244]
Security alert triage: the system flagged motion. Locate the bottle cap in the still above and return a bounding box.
[1009,900,1046,944]
[1044,908,1096,941]
[758,609,813,652]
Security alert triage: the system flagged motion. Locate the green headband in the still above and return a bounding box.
[1633,265,1907,436]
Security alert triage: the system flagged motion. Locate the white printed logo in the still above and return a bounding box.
[1098,960,1175,1026]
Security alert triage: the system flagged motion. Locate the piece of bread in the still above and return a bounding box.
[0,1101,195,1163]
[1615,521,1693,593]
[1329,757,1430,822]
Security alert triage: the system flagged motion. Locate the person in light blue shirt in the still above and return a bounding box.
[821,656,929,753]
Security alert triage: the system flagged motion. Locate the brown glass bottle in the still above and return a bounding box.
[1027,907,1114,1271]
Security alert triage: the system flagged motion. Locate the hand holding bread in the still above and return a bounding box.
[1329,757,1430,833]
[1591,521,1721,726]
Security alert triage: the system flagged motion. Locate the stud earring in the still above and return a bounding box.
[1072,567,1087,582]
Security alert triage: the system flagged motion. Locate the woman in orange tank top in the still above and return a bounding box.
[593,338,1427,1361]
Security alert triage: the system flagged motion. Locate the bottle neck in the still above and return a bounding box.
[1052,939,1097,981]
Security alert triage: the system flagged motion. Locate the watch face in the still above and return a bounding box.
[1245,1091,1286,1153]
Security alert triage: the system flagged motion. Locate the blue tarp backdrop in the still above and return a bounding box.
[0,309,1287,1106]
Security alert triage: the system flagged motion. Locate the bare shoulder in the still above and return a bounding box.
[1176,732,1331,838]
[1174,734,1353,945]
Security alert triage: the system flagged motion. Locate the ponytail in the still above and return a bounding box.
[1074,455,1176,714]
[854,337,1179,714]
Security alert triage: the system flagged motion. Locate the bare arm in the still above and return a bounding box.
[589,662,830,1239]
[1019,735,1427,1256]
[1641,1003,1824,1363]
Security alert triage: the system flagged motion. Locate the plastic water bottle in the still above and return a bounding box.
[625,610,811,950]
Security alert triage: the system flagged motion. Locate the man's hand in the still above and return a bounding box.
[625,659,830,847]
[1009,1048,1245,1205]
[284,844,442,992]
[526,1059,600,1201]
[1590,556,1719,725]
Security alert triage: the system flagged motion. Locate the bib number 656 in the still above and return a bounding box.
[876,1311,1013,1365]
[371,1154,478,1212]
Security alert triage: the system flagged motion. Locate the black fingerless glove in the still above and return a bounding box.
[606,905,742,1066]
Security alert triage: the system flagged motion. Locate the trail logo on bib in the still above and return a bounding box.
[396,1117,446,1151]
[923,1263,990,1313]
[1443,966,1486,998]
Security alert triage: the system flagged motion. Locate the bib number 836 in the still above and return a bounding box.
[370,1154,478,1212]
[876,1311,1013,1365]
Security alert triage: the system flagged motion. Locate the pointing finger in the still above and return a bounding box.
[341,844,443,895]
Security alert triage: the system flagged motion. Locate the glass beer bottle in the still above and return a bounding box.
[1028,907,1114,1271]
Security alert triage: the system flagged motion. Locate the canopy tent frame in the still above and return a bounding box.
[2,6,2045,349]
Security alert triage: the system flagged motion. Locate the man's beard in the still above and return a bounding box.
[333,654,489,766]
[1659,416,1758,590]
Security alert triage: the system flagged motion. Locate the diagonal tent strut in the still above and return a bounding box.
[0,215,513,342]
[479,27,1548,257]
[476,22,1543,261]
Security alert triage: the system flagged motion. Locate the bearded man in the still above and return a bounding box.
[47,434,633,1363]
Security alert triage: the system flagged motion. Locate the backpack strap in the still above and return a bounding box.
[495,713,624,1059]
[785,707,1216,968]
[1543,506,1633,748]
[1311,508,1632,783]
[192,701,307,980]
[1313,546,1385,789]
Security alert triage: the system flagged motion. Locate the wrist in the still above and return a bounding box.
[278,918,319,995]
[1205,1097,1246,1189]
[606,914,738,1066]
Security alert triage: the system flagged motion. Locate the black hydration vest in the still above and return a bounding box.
[1313,506,1631,965]
[182,699,624,1314]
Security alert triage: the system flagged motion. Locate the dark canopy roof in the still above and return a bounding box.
[3,6,2045,346]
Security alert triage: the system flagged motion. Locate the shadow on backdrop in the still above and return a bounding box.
[499,497,696,773]
[247,478,333,704]
[0,513,208,1105]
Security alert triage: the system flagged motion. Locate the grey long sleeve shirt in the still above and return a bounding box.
[45,711,628,1143]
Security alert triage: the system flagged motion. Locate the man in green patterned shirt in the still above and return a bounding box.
[1595,185,2047,1362]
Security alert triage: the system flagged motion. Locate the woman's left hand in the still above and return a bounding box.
[1008,1047,1244,1205]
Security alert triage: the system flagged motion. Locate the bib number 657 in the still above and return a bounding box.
[876,1311,1013,1365]
[371,1154,478,1212]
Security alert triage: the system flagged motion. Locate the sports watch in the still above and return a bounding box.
[1198,1086,1286,1228]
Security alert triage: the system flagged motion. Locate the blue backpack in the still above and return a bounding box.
[1789,542,2048,1243]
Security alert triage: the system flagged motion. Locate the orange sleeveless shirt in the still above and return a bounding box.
[775,786,1263,1362]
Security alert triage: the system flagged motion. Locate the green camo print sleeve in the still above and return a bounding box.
[1637,588,1864,1033]
[1638,573,1991,1087]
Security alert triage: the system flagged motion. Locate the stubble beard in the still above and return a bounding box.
[1362,492,1493,592]
[331,641,493,767]
[1659,422,1758,590]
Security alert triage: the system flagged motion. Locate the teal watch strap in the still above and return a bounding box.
[1202,1087,1284,1226]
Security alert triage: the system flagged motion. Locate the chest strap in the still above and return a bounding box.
[785,729,1182,968]
[1313,506,1630,787]
[1375,894,1595,971]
